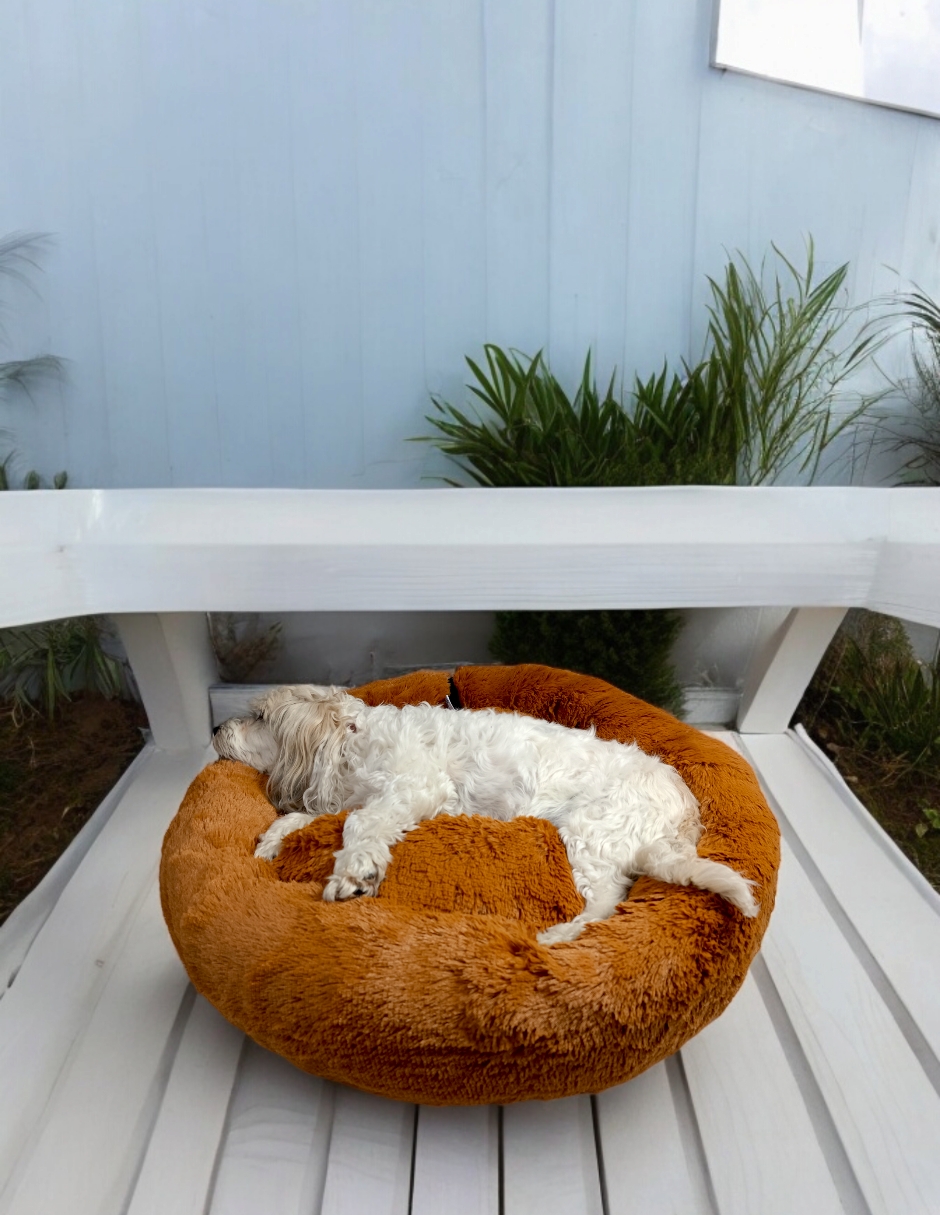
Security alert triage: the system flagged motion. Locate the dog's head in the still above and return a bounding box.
[212,684,362,813]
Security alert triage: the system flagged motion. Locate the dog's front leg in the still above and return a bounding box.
[323,773,450,901]
[254,811,317,860]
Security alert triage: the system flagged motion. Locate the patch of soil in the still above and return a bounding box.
[801,718,940,893]
[0,696,148,926]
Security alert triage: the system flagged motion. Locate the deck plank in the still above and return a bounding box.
[743,731,940,1059]
[126,995,245,1215]
[502,1095,604,1215]
[759,837,940,1215]
[681,973,844,1215]
[208,1042,336,1215]
[410,1106,499,1215]
[595,1062,710,1215]
[0,878,190,1215]
[0,747,209,1209]
[318,1088,415,1215]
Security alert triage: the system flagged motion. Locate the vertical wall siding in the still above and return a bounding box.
[1,0,939,489]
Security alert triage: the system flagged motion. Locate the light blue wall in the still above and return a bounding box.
[2,0,939,489]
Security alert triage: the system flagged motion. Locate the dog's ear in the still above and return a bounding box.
[266,693,354,814]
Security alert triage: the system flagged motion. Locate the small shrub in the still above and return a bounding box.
[702,241,883,484]
[804,611,940,777]
[916,806,940,840]
[892,287,940,484]
[419,244,882,491]
[416,240,883,712]
[805,611,940,779]
[0,617,128,721]
[0,232,65,482]
[490,609,685,716]
[209,613,283,684]
[0,456,67,490]
[798,610,940,890]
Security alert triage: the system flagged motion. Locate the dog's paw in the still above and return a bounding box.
[254,812,315,861]
[537,919,586,946]
[322,846,389,901]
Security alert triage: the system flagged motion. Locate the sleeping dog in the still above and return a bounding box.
[213,685,758,944]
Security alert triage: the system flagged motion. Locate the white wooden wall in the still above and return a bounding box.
[1,0,939,490]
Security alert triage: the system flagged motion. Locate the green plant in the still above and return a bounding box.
[489,608,685,716]
[0,232,65,486]
[893,287,940,484]
[416,241,884,710]
[803,611,940,780]
[916,806,940,839]
[799,610,940,891]
[419,243,882,491]
[209,613,283,684]
[0,617,127,721]
[0,455,67,491]
[421,346,642,487]
[702,241,883,484]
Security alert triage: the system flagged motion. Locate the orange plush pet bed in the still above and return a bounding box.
[160,664,779,1105]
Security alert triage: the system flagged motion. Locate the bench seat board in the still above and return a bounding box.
[2,730,939,1214]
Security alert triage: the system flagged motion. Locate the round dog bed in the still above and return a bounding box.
[160,664,779,1105]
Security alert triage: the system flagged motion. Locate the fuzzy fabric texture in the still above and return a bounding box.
[160,664,780,1105]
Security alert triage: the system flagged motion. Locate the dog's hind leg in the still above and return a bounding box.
[536,875,628,945]
[635,837,759,917]
[537,828,630,944]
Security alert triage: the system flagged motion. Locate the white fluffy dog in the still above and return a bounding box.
[213,685,758,945]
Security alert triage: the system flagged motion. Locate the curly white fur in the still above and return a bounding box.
[213,685,758,944]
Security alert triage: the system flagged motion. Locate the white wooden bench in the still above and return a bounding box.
[2,486,940,1215]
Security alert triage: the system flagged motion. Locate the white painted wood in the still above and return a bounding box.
[213,681,738,728]
[548,0,633,383]
[4,487,940,625]
[760,839,940,1215]
[0,744,152,996]
[208,1044,336,1215]
[482,0,552,355]
[873,490,940,628]
[0,881,190,1215]
[737,607,847,733]
[681,974,844,1215]
[681,685,741,725]
[623,0,710,376]
[318,1088,415,1215]
[502,1095,604,1215]
[420,1,486,425]
[287,0,366,485]
[126,996,244,1215]
[595,1064,709,1215]
[78,4,172,489]
[410,1106,499,1215]
[211,684,278,728]
[4,1,938,491]
[353,0,426,480]
[742,732,940,1061]
[0,743,210,1190]
[116,612,217,750]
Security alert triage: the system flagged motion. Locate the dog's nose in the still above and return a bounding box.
[212,724,222,736]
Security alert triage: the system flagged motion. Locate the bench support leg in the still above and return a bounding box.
[736,607,847,734]
[115,613,218,751]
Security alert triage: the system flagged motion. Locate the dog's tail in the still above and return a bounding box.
[635,838,759,917]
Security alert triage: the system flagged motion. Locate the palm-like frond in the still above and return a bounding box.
[416,241,882,490]
[894,288,940,483]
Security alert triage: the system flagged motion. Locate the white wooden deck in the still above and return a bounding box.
[3,486,940,1214]
[2,725,939,1215]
